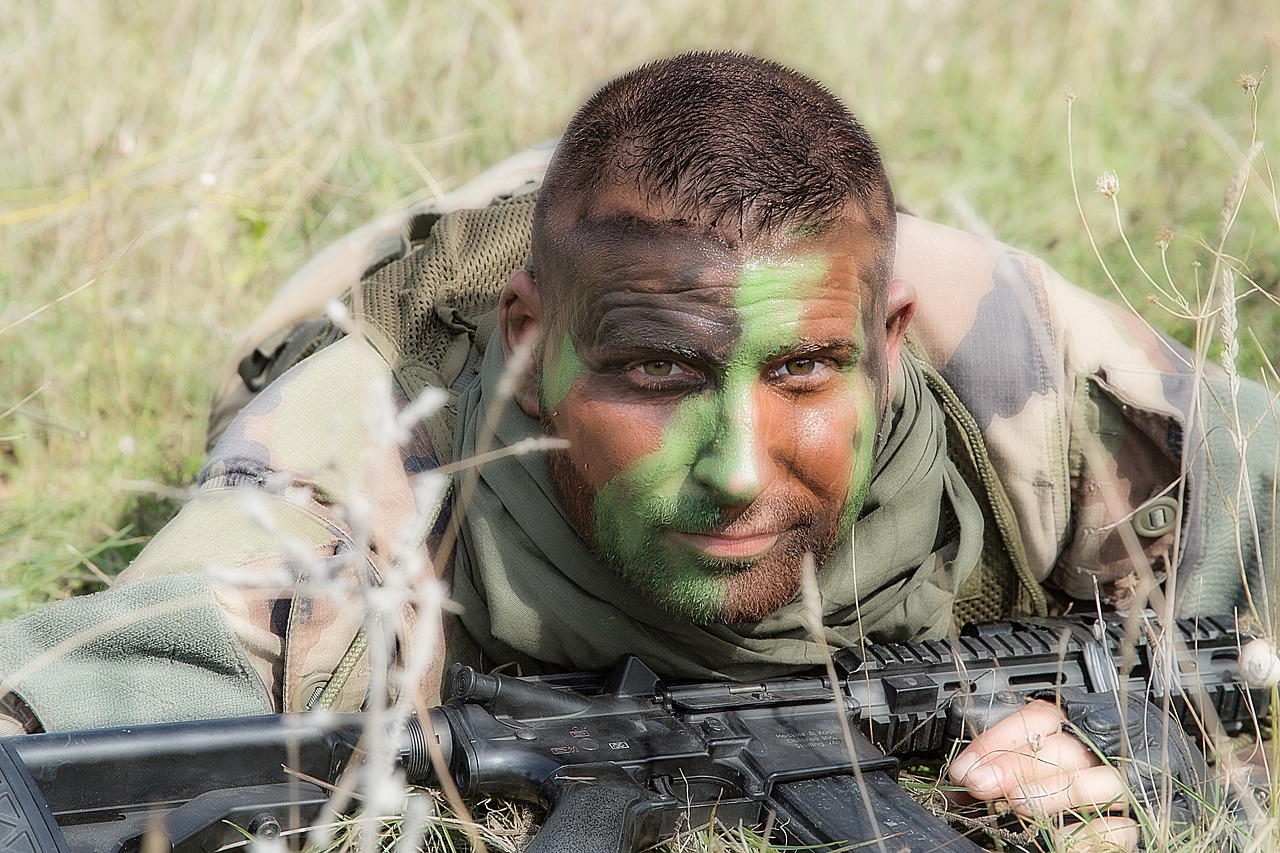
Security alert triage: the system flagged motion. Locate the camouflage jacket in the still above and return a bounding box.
[1,155,1275,732]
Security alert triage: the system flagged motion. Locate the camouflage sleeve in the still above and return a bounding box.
[0,335,449,731]
[1044,261,1278,625]
[0,573,274,731]
[1178,373,1279,627]
[125,333,450,714]
[896,213,1278,621]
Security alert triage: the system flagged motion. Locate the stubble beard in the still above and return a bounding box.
[546,446,845,624]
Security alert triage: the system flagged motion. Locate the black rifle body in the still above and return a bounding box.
[0,614,1264,852]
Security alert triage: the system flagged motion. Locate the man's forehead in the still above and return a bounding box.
[574,188,819,253]
[553,213,874,306]
[561,218,737,286]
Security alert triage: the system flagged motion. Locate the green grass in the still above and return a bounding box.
[3,0,1277,614]
[2,1,1278,849]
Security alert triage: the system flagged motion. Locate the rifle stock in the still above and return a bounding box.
[0,714,374,852]
[0,613,1265,852]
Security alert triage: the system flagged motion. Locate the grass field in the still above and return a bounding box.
[2,0,1277,613]
[2,1,1278,849]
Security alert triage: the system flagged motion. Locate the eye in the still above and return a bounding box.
[767,355,838,390]
[624,358,701,391]
[640,360,685,377]
[776,358,820,376]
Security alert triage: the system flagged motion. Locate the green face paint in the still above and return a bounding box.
[537,326,586,415]
[587,254,879,623]
[592,394,728,620]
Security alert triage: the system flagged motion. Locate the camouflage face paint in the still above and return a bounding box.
[540,210,886,624]
[589,255,878,622]
[537,326,586,415]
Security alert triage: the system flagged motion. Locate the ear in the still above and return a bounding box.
[883,277,916,370]
[498,268,544,417]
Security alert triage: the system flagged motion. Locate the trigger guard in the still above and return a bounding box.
[1033,688,1208,830]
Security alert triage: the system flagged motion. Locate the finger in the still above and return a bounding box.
[963,730,1102,800]
[1049,814,1140,853]
[972,727,1095,794]
[949,700,1067,782]
[1006,764,1130,818]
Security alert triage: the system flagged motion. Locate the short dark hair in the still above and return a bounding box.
[532,51,896,310]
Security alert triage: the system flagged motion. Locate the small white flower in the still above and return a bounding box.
[364,770,410,816]
[263,470,296,494]
[1239,637,1280,688]
[342,493,374,532]
[199,171,218,188]
[397,386,448,435]
[1095,171,1120,199]
[284,485,313,508]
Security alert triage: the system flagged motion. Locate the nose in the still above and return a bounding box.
[690,385,774,504]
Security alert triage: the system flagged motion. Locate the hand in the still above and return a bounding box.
[948,699,1139,851]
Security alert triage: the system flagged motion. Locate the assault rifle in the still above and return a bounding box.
[0,614,1266,852]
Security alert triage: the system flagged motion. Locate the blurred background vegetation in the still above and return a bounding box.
[2,0,1277,618]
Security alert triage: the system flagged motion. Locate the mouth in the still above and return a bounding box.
[668,529,781,561]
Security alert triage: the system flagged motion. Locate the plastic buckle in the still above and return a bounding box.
[1133,496,1179,538]
[295,672,333,712]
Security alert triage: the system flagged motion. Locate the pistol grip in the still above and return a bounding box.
[525,777,660,853]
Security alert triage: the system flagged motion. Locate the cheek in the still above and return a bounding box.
[552,388,669,491]
[777,385,877,500]
[539,329,586,415]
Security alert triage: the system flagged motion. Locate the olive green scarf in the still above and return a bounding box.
[448,336,983,680]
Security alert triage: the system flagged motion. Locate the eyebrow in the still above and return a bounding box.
[763,338,863,364]
[591,326,726,364]
[587,330,864,374]
[592,304,738,355]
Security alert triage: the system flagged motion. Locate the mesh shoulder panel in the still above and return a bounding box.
[353,193,537,463]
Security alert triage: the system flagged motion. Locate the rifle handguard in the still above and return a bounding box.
[1038,688,1209,831]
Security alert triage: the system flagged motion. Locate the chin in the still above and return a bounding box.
[639,537,832,625]
[655,563,802,625]
[721,572,802,623]
[659,590,793,626]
